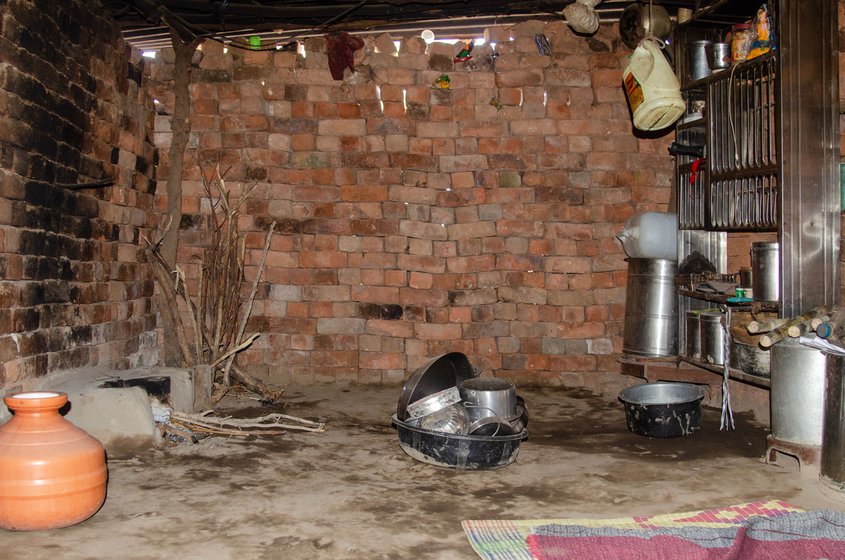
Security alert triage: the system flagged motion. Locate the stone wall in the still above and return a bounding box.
[0,0,159,386]
[150,21,674,387]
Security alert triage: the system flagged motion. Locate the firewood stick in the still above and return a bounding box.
[760,306,833,348]
[145,245,196,366]
[223,221,275,385]
[747,318,788,334]
[173,411,324,430]
[816,308,845,338]
[210,333,260,368]
[169,419,287,437]
[231,364,283,404]
[787,321,811,338]
[811,315,831,330]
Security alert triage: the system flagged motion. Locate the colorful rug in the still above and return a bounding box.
[462,500,811,560]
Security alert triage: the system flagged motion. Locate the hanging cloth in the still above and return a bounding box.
[326,32,365,81]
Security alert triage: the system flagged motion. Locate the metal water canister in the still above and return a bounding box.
[770,339,826,446]
[685,310,701,360]
[688,40,713,82]
[622,258,678,357]
[751,241,779,302]
[699,311,725,365]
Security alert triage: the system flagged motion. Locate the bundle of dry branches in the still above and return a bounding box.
[145,163,281,404]
[169,410,326,437]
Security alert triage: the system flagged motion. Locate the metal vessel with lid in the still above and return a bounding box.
[751,241,779,302]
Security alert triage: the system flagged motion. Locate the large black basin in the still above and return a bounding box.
[618,382,706,438]
[392,414,527,470]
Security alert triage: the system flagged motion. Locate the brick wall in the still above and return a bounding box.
[0,0,159,386]
[149,20,675,387]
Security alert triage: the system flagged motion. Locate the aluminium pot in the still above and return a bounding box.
[618,382,706,438]
[459,378,517,418]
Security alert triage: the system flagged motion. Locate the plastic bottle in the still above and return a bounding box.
[617,212,678,260]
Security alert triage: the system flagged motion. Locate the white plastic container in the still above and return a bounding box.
[623,38,685,131]
[617,211,678,260]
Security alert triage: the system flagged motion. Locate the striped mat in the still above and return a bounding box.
[462,500,802,560]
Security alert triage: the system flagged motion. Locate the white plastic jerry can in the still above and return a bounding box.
[623,38,685,131]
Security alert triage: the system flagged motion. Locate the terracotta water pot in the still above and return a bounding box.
[0,392,107,530]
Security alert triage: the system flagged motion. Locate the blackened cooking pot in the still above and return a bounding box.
[618,382,706,438]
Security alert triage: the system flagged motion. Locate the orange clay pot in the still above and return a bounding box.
[0,392,107,530]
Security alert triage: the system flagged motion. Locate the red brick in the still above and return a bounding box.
[414,323,462,340]
[351,285,400,303]
[360,352,406,370]
[409,272,433,289]
[366,320,414,338]
[340,185,388,202]
[449,307,472,323]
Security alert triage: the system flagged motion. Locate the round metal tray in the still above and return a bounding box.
[396,352,476,421]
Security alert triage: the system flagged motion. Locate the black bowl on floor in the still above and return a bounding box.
[618,382,706,438]
[392,414,527,470]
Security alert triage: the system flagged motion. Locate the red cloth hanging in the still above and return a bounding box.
[326,32,365,80]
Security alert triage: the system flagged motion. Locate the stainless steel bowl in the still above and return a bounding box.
[418,403,470,435]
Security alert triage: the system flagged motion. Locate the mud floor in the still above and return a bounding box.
[5,384,845,559]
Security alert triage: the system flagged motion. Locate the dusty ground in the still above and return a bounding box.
[6,384,845,559]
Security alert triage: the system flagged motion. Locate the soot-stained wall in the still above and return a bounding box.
[0,0,159,386]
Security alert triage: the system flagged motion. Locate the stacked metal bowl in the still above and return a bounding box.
[392,352,528,470]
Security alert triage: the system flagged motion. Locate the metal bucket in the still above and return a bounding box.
[770,339,826,446]
[622,258,678,357]
[699,311,725,365]
[685,310,701,360]
[822,353,845,493]
[751,241,779,302]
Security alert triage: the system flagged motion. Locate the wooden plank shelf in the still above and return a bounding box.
[679,357,771,389]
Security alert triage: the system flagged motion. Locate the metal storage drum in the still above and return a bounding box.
[822,352,845,493]
[622,258,678,357]
[751,241,779,302]
[699,311,725,365]
[685,310,701,360]
[770,339,826,446]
